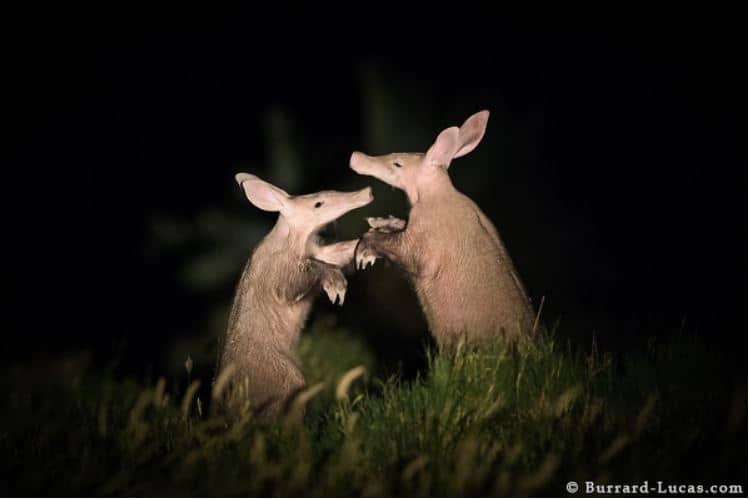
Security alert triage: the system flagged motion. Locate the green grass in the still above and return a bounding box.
[1,322,746,496]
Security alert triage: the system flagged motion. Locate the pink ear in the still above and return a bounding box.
[454,110,490,158]
[235,173,289,212]
[425,127,461,167]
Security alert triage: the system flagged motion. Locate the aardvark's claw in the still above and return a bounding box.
[322,273,347,306]
[356,248,378,270]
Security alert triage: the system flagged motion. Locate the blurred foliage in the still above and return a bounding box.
[1,330,745,496]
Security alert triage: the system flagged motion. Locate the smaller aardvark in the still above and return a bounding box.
[215,173,373,421]
[350,111,537,347]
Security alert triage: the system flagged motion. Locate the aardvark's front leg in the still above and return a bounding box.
[366,216,406,233]
[319,265,347,305]
[312,239,359,268]
[288,259,348,306]
[355,231,397,270]
[355,217,418,276]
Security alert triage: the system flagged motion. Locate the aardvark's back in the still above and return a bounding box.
[411,192,535,345]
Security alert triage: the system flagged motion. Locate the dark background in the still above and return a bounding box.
[6,6,747,378]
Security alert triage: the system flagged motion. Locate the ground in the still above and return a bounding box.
[1,320,746,496]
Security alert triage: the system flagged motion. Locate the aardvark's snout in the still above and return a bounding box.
[354,186,374,207]
[349,151,369,175]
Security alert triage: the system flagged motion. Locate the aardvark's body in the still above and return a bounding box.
[216,173,371,421]
[352,111,536,346]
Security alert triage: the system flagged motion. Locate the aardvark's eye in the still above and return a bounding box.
[393,162,403,168]
[314,201,324,208]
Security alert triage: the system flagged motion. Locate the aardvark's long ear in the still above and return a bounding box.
[454,110,490,159]
[235,173,289,212]
[425,126,461,168]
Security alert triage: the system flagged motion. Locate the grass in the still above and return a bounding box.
[1,321,746,496]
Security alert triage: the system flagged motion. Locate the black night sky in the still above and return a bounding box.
[6,6,747,378]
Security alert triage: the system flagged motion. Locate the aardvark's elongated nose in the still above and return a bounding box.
[350,151,367,172]
[355,186,374,205]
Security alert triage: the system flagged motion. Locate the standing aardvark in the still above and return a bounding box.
[350,111,537,347]
[214,173,373,421]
